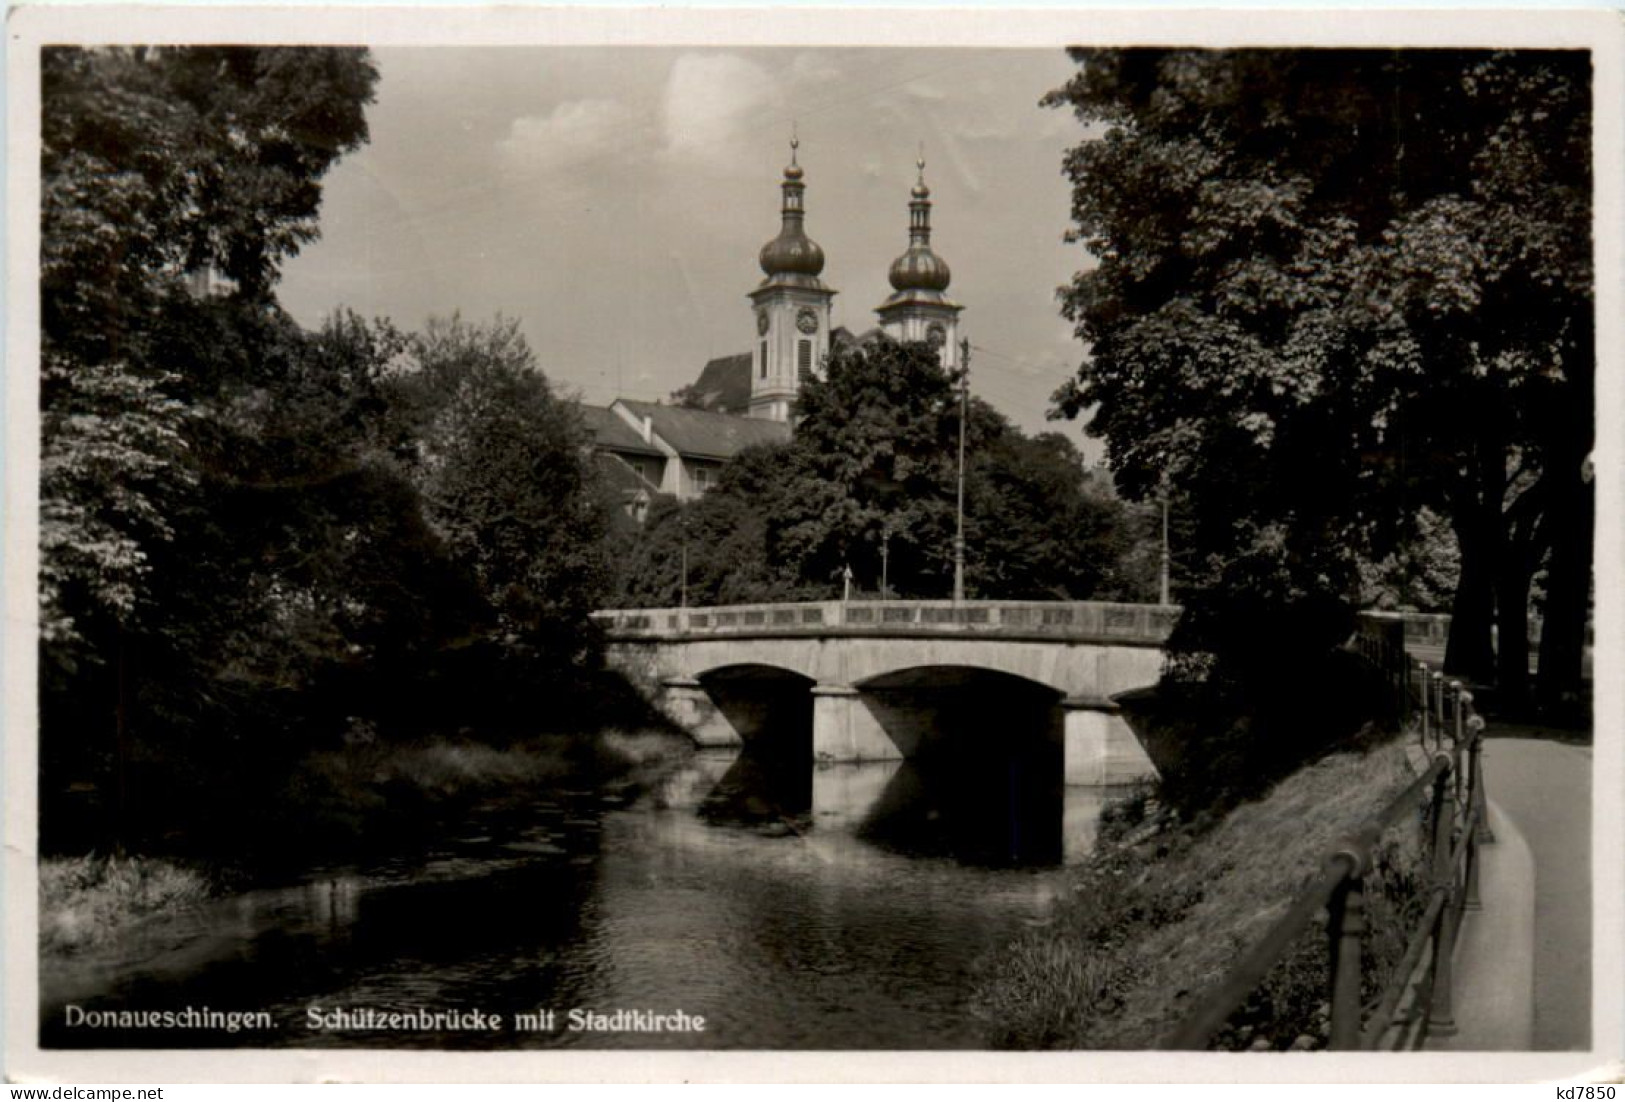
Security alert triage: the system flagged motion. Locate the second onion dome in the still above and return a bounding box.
[886,155,952,295]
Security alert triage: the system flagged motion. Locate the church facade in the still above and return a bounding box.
[740,136,964,421]
[586,139,963,512]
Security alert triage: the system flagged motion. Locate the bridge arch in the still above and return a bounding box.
[693,663,816,755]
[850,664,1066,762]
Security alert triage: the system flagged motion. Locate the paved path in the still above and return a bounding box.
[1479,736,1593,1050]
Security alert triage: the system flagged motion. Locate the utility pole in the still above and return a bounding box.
[953,339,970,604]
[881,522,891,601]
[679,511,689,610]
[1159,494,1171,606]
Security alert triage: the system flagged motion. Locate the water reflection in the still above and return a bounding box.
[704,734,1090,869]
[42,748,1133,1050]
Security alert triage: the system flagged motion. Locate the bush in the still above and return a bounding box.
[40,854,215,956]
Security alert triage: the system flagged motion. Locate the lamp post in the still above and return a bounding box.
[953,340,970,604]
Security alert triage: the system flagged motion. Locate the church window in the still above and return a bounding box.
[760,341,768,379]
[797,340,812,383]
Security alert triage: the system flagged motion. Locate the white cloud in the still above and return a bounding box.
[661,53,782,161]
[499,98,644,179]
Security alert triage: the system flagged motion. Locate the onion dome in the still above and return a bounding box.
[887,154,951,293]
[758,137,827,282]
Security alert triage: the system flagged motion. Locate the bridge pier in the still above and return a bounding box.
[812,760,904,822]
[658,677,744,748]
[1063,695,1157,786]
[811,684,904,763]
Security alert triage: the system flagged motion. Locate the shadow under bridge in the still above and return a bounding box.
[666,660,1152,788]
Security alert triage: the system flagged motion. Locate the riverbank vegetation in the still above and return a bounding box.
[975,729,1429,1049]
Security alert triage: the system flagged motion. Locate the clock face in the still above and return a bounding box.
[796,308,819,335]
[756,311,770,336]
[926,323,947,347]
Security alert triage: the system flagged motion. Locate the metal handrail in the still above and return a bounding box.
[1161,668,1489,1051]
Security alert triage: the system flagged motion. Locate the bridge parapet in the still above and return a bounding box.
[593,599,1179,647]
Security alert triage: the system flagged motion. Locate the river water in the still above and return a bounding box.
[41,749,1129,1050]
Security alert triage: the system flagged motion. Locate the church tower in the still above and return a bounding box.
[748,138,836,422]
[876,153,962,370]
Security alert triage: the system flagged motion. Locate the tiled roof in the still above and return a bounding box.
[594,452,663,495]
[616,399,791,461]
[579,404,664,457]
[685,353,752,414]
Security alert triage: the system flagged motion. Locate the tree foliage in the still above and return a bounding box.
[38,49,626,858]
[43,46,377,343]
[1045,49,1592,707]
[40,46,380,667]
[611,338,1150,605]
[388,315,613,667]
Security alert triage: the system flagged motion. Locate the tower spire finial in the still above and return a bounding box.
[782,122,805,183]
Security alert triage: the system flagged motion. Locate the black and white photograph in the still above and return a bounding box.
[5,6,1621,1084]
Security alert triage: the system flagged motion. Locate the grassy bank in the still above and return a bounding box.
[42,727,691,957]
[40,855,216,956]
[974,731,1430,1049]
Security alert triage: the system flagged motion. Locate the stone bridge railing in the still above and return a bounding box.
[592,599,1180,646]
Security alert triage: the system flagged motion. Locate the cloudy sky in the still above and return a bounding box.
[277,47,1101,448]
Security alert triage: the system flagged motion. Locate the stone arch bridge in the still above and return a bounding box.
[594,599,1176,786]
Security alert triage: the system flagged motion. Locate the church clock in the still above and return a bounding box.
[756,310,770,336]
[796,308,819,334]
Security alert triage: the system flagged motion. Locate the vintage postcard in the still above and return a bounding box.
[5,5,1622,1085]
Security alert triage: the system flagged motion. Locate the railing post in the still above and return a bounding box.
[1461,706,1483,911]
[1463,780,1483,915]
[1432,672,1446,751]
[1394,642,1407,726]
[1428,763,1460,1038]
[1418,662,1432,747]
[1469,714,1494,844]
[1327,863,1367,1050]
[1450,681,1466,804]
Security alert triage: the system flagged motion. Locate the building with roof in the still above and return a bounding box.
[585,399,791,511]
[583,138,962,514]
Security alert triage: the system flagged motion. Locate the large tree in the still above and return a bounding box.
[39,47,383,850]
[610,443,810,608]
[386,315,614,710]
[1046,49,1592,705]
[40,46,379,660]
[779,337,969,596]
